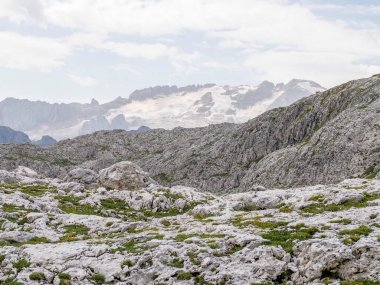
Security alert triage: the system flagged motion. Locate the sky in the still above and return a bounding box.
[0,0,379,103]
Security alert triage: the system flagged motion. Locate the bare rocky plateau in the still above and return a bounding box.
[0,163,379,285]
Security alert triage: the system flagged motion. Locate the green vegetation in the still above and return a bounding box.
[0,279,24,285]
[1,204,32,213]
[301,192,380,214]
[111,240,149,254]
[29,272,46,281]
[154,173,172,182]
[0,255,5,263]
[341,280,380,285]
[232,216,288,229]
[308,194,324,202]
[57,195,100,216]
[160,189,184,200]
[58,273,71,285]
[63,224,89,235]
[187,251,201,265]
[176,272,193,280]
[169,258,184,268]
[13,259,30,272]
[343,235,361,245]
[20,185,52,196]
[339,225,373,236]
[0,237,49,247]
[278,204,293,213]
[122,259,133,267]
[60,224,90,242]
[160,220,171,227]
[261,225,318,253]
[175,233,225,242]
[360,166,378,179]
[100,198,128,211]
[90,274,105,284]
[330,219,352,225]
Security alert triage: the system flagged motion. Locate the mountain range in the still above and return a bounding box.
[0,126,57,147]
[0,76,378,193]
[0,79,324,140]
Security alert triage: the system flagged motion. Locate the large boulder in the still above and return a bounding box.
[64,168,98,185]
[98,161,154,190]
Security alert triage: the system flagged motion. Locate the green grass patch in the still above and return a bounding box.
[90,274,105,284]
[339,225,373,236]
[175,233,225,242]
[187,251,201,265]
[341,280,380,285]
[168,258,184,268]
[343,235,361,245]
[1,204,32,213]
[232,216,288,229]
[57,195,100,216]
[278,204,294,213]
[261,226,319,253]
[360,166,378,179]
[58,273,71,285]
[122,259,133,267]
[29,272,46,281]
[176,272,193,280]
[63,224,89,235]
[330,219,352,225]
[308,194,324,202]
[301,192,380,214]
[13,259,30,272]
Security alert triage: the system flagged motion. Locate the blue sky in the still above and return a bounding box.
[0,0,379,103]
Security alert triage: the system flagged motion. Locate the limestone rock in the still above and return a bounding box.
[98,161,154,190]
[64,168,98,185]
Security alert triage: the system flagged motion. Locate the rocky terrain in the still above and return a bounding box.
[0,76,378,193]
[0,163,379,285]
[0,80,323,140]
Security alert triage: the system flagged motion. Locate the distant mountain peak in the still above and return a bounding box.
[0,79,325,139]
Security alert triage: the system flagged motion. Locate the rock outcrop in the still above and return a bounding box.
[98,161,154,190]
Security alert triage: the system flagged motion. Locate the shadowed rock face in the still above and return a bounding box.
[0,76,378,194]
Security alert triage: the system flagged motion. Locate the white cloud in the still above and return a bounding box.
[68,73,97,86]
[0,31,70,71]
[0,0,379,86]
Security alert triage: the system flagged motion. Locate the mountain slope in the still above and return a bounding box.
[0,76,377,193]
[0,79,324,139]
[0,126,31,144]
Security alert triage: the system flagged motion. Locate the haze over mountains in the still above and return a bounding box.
[0,79,324,140]
[0,126,57,147]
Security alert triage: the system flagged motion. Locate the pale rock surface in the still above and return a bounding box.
[98,161,154,190]
[0,166,379,284]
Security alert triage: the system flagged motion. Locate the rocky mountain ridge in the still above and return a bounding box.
[0,76,377,193]
[0,126,57,148]
[0,79,324,140]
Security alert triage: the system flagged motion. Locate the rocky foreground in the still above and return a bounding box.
[0,162,379,285]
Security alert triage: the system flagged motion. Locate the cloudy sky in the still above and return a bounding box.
[0,0,379,103]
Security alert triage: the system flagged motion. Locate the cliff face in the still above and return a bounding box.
[0,76,378,193]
